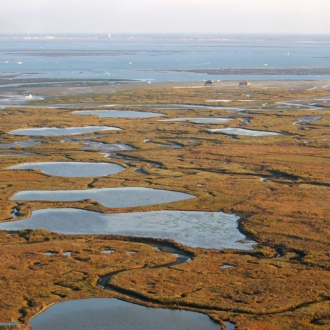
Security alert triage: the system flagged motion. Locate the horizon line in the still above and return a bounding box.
[1,32,330,36]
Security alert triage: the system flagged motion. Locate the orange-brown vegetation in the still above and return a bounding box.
[0,83,329,329]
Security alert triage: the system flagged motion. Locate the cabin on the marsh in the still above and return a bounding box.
[204,80,215,86]
[239,81,251,87]
[0,321,19,329]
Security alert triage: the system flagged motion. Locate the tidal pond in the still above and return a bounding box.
[8,162,125,177]
[276,101,323,109]
[10,126,120,136]
[102,250,115,254]
[137,103,242,110]
[159,117,232,123]
[73,110,164,118]
[209,128,281,136]
[0,139,41,149]
[0,209,254,250]
[11,187,195,208]
[220,265,234,270]
[206,99,232,102]
[81,141,133,151]
[133,167,148,175]
[43,252,56,256]
[0,152,36,157]
[29,298,220,330]
[62,138,134,151]
[293,116,322,125]
[0,93,43,105]
[225,322,236,330]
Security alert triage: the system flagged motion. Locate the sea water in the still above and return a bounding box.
[1,33,330,83]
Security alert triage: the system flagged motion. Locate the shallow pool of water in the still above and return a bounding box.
[293,116,322,125]
[0,209,254,250]
[43,252,56,256]
[138,103,242,110]
[225,322,236,330]
[159,117,232,123]
[11,187,195,208]
[81,141,133,151]
[209,128,281,136]
[133,167,148,175]
[102,250,115,254]
[220,265,234,270]
[206,99,232,103]
[73,110,164,118]
[29,298,219,330]
[0,93,43,105]
[0,139,41,149]
[11,207,20,218]
[8,162,125,177]
[0,152,36,157]
[10,126,120,136]
[62,138,134,151]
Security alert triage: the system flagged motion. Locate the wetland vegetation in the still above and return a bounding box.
[0,82,329,329]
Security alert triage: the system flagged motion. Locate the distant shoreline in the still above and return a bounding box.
[152,66,330,76]
[1,78,330,105]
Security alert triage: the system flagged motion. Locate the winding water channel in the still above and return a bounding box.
[29,246,233,329]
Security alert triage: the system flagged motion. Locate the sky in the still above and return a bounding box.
[0,0,329,34]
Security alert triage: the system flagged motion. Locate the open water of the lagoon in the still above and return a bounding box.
[1,33,330,84]
[0,208,254,250]
[29,298,220,330]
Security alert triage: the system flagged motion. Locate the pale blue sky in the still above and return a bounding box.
[0,0,329,34]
